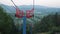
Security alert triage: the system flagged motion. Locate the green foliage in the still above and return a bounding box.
[40,13,60,32]
[0,6,16,34]
[34,12,60,34]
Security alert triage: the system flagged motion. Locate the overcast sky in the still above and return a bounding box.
[0,0,60,8]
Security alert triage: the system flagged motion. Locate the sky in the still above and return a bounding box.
[0,0,60,8]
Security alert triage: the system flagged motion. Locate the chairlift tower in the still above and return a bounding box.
[11,0,35,34]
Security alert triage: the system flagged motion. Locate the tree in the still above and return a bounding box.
[34,12,60,34]
[39,12,60,33]
[0,6,17,34]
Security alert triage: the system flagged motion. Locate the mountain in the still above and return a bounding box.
[0,4,60,30]
[0,4,60,14]
[0,4,60,24]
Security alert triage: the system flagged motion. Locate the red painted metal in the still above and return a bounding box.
[26,8,34,18]
[26,0,34,18]
[15,8,24,18]
[11,0,34,18]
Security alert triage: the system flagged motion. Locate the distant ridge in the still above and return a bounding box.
[0,4,60,14]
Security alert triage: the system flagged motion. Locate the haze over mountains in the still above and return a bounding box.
[1,4,60,14]
[1,4,60,18]
[0,4,60,24]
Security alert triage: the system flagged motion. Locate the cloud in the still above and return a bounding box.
[0,0,60,7]
[35,0,60,7]
[0,0,14,6]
